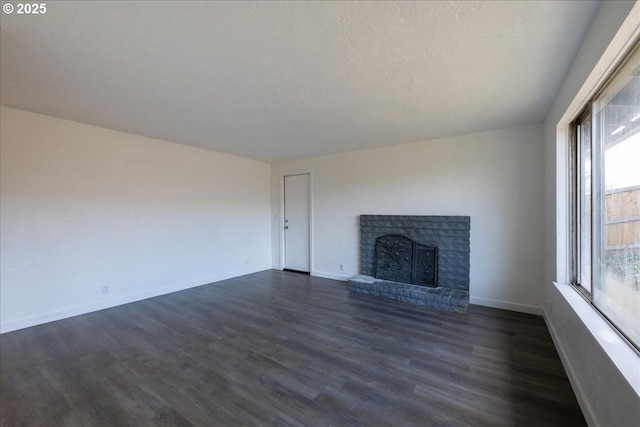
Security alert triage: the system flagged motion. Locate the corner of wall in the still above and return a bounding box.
[541,301,597,426]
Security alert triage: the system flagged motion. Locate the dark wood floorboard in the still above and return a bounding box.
[1,270,585,426]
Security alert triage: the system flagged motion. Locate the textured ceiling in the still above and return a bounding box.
[0,1,600,162]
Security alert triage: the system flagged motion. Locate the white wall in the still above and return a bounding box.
[542,1,640,426]
[272,123,545,313]
[0,106,272,333]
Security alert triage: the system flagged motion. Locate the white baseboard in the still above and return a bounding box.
[311,270,350,281]
[0,265,271,334]
[270,266,348,281]
[542,305,597,427]
[470,296,544,315]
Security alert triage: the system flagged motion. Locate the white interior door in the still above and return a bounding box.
[284,173,310,272]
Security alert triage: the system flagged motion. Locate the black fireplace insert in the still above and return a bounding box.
[373,234,437,287]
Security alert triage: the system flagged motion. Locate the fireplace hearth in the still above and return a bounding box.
[349,215,470,312]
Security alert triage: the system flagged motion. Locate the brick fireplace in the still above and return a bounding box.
[349,215,470,312]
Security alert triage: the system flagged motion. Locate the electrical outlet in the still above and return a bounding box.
[101,285,110,295]
[339,264,344,271]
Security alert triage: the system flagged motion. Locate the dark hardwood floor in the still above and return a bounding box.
[1,270,585,426]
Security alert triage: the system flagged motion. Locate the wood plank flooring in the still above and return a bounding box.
[1,270,585,426]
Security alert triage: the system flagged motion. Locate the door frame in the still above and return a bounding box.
[279,171,313,273]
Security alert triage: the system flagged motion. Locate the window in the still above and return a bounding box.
[571,42,640,350]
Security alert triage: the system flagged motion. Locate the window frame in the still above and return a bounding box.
[569,40,640,353]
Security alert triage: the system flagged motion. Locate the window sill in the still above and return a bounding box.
[553,281,640,396]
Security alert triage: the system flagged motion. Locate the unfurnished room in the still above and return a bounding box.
[1,1,639,426]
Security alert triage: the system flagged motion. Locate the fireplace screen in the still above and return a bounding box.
[373,234,437,287]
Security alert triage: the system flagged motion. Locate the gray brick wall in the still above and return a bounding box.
[360,215,470,291]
